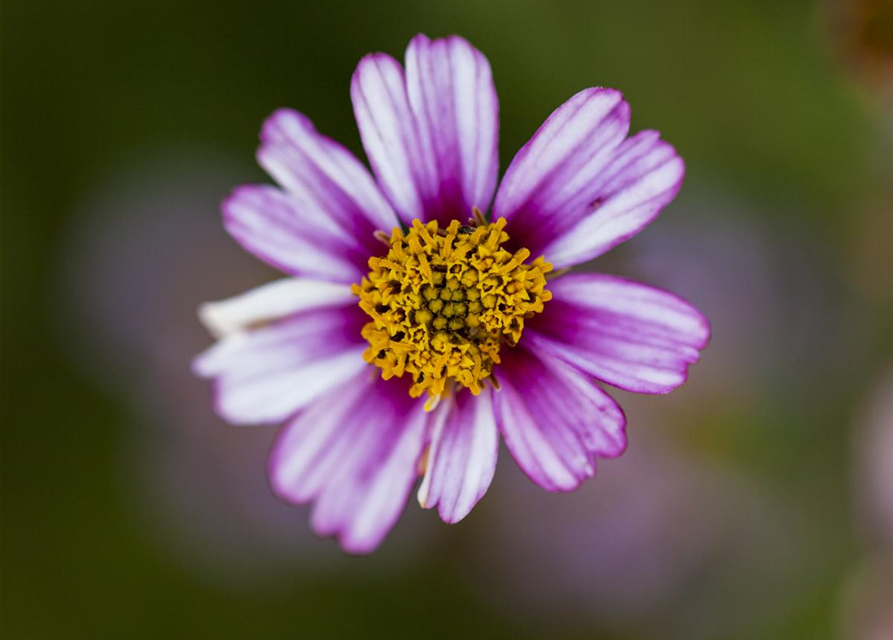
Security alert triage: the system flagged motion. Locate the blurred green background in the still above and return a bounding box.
[3,0,892,639]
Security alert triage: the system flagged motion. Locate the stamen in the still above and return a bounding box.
[352,217,552,400]
[373,229,392,246]
[547,266,572,281]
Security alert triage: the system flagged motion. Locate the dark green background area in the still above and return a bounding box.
[2,1,891,639]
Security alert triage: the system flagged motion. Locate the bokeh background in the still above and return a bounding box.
[3,0,892,638]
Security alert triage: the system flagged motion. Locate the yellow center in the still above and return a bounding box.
[352,215,552,404]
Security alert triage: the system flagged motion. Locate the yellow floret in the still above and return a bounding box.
[352,214,552,403]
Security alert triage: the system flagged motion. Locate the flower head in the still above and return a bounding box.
[194,34,710,553]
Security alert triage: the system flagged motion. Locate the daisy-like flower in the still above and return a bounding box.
[194,34,710,553]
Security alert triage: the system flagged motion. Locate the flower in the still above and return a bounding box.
[194,34,710,553]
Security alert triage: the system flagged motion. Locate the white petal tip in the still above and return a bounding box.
[197,302,231,338]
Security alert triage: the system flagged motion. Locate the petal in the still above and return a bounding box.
[197,277,355,338]
[257,108,399,249]
[351,35,499,226]
[493,345,627,491]
[417,388,498,523]
[351,53,427,224]
[193,299,367,425]
[544,132,685,267]
[404,34,499,224]
[223,185,367,282]
[493,88,684,268]
[526,273,710,394]
[269,372,428,554]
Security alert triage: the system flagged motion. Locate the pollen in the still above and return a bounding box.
[352,215,553,402]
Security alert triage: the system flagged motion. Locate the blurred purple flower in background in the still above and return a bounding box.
[632,192,860,405]
[193,33,710,552]
[469,426,805,639]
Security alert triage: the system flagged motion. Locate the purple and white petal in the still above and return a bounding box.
[417,388,498,523]
[493,345,627,492]
[223,185,368,282]
[198,277,355,338]
[493,88,683,268]
[404,34,499,224]
[544,131,685,267]
[351,53,428,224]
[228,109,399,281]
[526,273,710,394]
[352,35,499,226]
[269,373,428,554]
[258,108,399,250]
[193,301,367,425]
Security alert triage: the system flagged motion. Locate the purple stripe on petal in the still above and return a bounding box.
[193,301,368,425]
[526,273,710,394]
[269,372,428,554]
[257,108,399,262]
[493,88,683,268]
[418,388,498,523]
[405,34,499,225]
[352,53,429,225]
[494,345,627,492]
[352,35,500,226]
[223,185,367,282]
[493,88,629,256]
[545,132,685,267]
